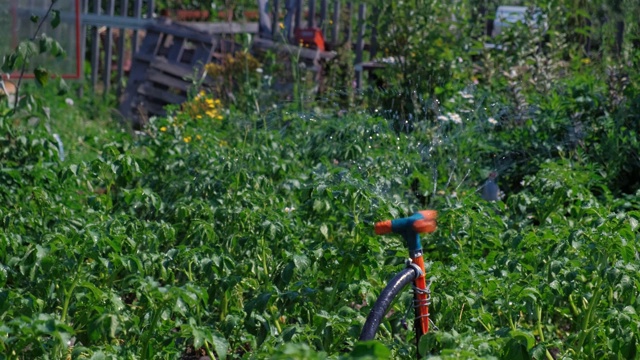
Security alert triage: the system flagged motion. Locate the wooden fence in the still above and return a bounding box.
[82,0,379,96]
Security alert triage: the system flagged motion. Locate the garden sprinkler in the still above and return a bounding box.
[374,210,437,338]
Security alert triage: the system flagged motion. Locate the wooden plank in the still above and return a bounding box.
[252,37,337,61]
[78,0,89,97]
[147,0,154,18]
[90,0,102,91]
[354,3,365,89]
[295,0,302,30]
[147,21,218,45]
[117,0,130,98]
[331,0,339,46]
[140,101,167,117]
[271,0,280,38]
[146,68,191,92]
[308,0,316,28]
[369,6,379,59]
[149,59,214,86]
[345,2,352,42]
[179,21,259,35]
[319,0,328,28]
[137,83,187,105]
[132,0,143,52]
[104,0,116,94]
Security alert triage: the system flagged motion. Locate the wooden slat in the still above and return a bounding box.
[180,21,259,35]
[354,3,366,89]
[345,2,352,42]
[271,0,280,38]
[308,0,316,28]
[117,0,130,97]
[146,69,191,92]
[369,6,379,59]
[252,37,337,61]
[132,0,143,52]
[137,83,187,104]
[295,0,302,30]
[331,0,340,46]
[90,0,101,91]
[147,21,218,45]
[104,0,116,94]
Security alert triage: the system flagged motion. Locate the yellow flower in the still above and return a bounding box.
[220,140,228,147]
[196,115,202,119]
[196,134,202,140]
[279,22,284,29]
[206,110,216,118]
[183,136,192,143]
[216,115,223,120]
[159,126,167,132]
[581,58,591,65]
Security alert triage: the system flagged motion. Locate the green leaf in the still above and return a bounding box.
[629,217,638,232]
[210,332,229,360]
[34,67,49,87]
[320,224,329,239]
[350,341,391,359]
[51,10,61,29]
[30,15,40,23]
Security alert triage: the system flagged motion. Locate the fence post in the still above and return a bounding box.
[345,2,352,44]
[78,0,89,98]
[308,0,316,28]
[271,0,280,39]
[295,0,302,32]
[104,0,115,94]
[132,0,143,53]
[331,0,340,47]
[354,3,365,89]
[147,0,154,18]
[319,0,327,29]
[90,0,101,91]
[116,0,129,98]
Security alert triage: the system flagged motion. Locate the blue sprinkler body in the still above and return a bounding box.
[375,210,437,254]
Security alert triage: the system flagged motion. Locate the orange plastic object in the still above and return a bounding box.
[412,218,437,234]
[418,210,437,221]
[374,220,392,235]
[294,28,326,51]
[412,255,430,335]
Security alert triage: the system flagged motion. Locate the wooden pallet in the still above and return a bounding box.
[118,19,239,128]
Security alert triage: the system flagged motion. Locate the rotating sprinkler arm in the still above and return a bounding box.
[374,210,437,255]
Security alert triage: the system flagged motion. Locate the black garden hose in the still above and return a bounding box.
[359,266,418,341]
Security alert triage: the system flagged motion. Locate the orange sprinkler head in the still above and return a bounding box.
[412,218,437,234]
[374,220,393,235]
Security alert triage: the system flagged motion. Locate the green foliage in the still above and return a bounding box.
[2,0,640,358]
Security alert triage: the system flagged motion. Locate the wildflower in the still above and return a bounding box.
[196,134,202,140]
[256,67,263,74]
[216,115,223,120]
[206,110,216,118]
[488,117,498,125]
[279,22,284,29]
[160,126,167,132]
[183,136,192,143]
[449,113,462,124]
[220,140,228,147]
[459,91,473,99]
[284,206,296,213]
[437,115,449,122]
[65,98,74,106]
[196,115,202,119]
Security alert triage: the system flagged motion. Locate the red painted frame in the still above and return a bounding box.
[3,0,81,80]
